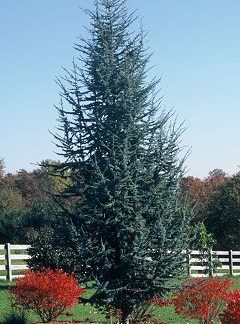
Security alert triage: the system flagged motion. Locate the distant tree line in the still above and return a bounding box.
[1,157,240,250]
[182,168,240,249]
[0,158,69,243]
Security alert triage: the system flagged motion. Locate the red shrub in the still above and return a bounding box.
[172,277,232,323]
[10,268,86,323]
[221,289,240,323]
[151,296,171,307]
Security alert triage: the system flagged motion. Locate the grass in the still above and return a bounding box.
[1,276,240,323]
[0,280,106,323]
[0,281,13,320]
[0,278,193,324]
[0,279,187,324]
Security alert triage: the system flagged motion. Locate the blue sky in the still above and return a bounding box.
[1,0,240,178]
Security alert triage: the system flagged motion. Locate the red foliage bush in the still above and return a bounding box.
[10,268,86,323]
[221,289,240,323]
[151,296,171,307]
[172,277,232,323]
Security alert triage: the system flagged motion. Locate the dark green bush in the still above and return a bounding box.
[2,311,28,324]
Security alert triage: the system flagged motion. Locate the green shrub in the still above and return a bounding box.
[2,310,28,324]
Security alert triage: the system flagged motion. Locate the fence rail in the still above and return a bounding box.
[1,244,240,280]
[0,243,30,281]
[188,249,240,277]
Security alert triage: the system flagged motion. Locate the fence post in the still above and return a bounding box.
[229,250,234,276]
[187,251,191,277]
[209,248,213,277]
[5,243,12,281]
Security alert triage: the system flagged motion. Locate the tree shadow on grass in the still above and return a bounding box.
[0,281,13,292]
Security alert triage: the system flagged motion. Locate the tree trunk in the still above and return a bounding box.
[120,314,130,324]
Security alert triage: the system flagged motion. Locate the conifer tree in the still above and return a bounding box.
[29,0,193,322]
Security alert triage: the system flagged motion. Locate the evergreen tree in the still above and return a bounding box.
[29,0,193,321]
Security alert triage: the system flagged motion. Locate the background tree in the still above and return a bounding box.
[0,178,60,243]
[0,161,62,243]
[0,183,24,215]
[182,169,227,223]
[37,159,70,194]
[28,0,193,322]
[0,173,25,243]
[13,169,47,205]
[205,173,240,249]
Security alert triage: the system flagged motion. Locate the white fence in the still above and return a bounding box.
[188,250,240,277]
[0,243,30,281]
[0,244,240,280]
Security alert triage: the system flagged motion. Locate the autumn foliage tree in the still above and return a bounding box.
[182,170,240,249]
[205,173,240,249]
[182,169,227,223]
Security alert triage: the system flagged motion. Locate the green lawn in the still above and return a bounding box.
[0,279,193,324]
[0,280,106,323]
[1,277,240,323]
